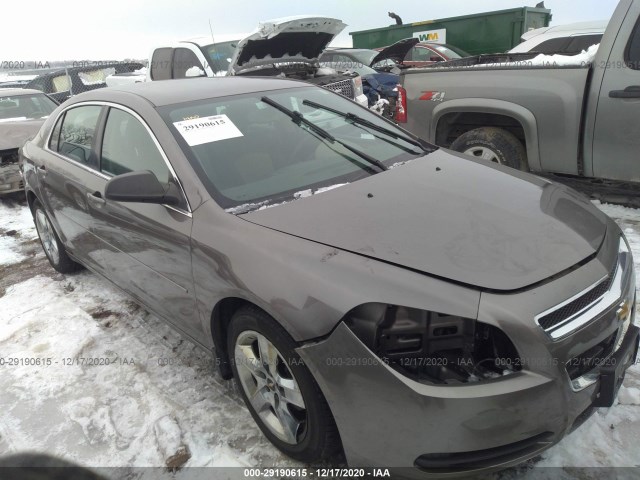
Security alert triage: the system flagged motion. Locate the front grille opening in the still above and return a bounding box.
[566,331,616,380]
[415,431,554,472]
[539,259,618,331]
[0,148,19,166]
[323,79,355,100]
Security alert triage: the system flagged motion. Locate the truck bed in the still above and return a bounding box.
[402,63,592,175]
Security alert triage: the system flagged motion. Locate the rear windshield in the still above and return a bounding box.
[0,93,57,121]
[159,86,429,211]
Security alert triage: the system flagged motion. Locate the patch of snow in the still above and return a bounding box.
[314,183,348,194]
[224,201,268,214]
[0,235,26,266]
[293,189,313,199]
[471,44,599,69]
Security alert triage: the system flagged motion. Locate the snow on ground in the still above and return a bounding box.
[0,193,639,479]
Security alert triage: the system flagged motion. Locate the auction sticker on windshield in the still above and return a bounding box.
[173,114,243,146]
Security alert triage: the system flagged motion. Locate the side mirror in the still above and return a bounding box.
[104,170,181,206]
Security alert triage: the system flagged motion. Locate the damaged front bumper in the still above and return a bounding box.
[0,164,23,194]
[296,224,638,477]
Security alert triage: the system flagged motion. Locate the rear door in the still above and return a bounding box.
[38,104,109,273]
[89,106,200,337]
[591,9,640,182]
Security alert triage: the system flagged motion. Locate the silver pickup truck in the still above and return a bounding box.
[398,0,640,184]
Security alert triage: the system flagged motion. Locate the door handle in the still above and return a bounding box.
[86,191,106,207]
[609,86,640,99]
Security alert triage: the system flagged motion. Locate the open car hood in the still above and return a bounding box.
[228,16,347,75]
[242,150,608,292]
[370,37,418,66]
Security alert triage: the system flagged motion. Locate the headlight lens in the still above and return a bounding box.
[344,303,522,384]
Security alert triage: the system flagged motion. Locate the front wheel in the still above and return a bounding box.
[33,199,82,273]
[228,306,341,463]
[450,127,528,171]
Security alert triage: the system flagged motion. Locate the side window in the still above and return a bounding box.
[49,113,64,151]
[57,106,102,167]
[410,47,440,61]
[627,18,640,70]
[565,35,602,55]
[530,37,570,54]
[101,108,170,183]
[150,48,173,80]
[173,48,204,79]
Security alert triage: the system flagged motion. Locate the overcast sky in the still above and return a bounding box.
[1,0,620,60]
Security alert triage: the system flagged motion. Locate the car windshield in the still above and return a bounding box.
[159,86,430,211]
[202,40,239,74]
[0,93,57,122]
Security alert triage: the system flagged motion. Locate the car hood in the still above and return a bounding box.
[370,38,419,66]
[242,150,608,291]
[228,16,347,75]
[0,119,45,150]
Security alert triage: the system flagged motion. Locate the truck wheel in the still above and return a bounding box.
[450,127,527,171]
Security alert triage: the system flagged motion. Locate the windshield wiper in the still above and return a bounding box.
[302,99,433,153]
[261,96,388,172]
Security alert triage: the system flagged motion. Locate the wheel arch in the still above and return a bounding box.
[431,99,542,172]
[210,296,285,380]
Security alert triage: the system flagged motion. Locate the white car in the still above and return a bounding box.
[509,20,607,55]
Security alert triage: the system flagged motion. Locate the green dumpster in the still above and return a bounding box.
[350,7,552,55]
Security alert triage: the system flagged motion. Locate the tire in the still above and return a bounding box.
[32,199,82,273]
[228,306,341,463]
[450,127,528,171]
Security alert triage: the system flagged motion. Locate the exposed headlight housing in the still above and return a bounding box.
[345,303,522,384]
[353,75,364,98]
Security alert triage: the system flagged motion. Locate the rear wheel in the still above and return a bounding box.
[450,127,528,171]
[228,306,341,463]
[33,199,82,273]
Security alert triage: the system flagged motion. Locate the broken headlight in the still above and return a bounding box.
[0,149,19,166]
[344,303,522,384]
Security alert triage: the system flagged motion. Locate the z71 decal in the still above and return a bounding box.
[419,91,446,102]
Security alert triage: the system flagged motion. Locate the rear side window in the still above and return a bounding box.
[57,106,102,167]
[627,18,640,70]
[100,108,170,183]
[565,35,602,54]
[173,48,204,79]
[531,37,570,54]
[150,48,173,80]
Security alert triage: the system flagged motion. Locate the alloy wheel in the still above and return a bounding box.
[234,330,307,444]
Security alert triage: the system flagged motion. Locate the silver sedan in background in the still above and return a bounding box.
[0,89,57,195]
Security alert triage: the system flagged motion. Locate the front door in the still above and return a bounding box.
[591,8,640,182]
[89,106,200,338]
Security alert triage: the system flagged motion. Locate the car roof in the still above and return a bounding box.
[0,88,45,97]
[68,77,309,107]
